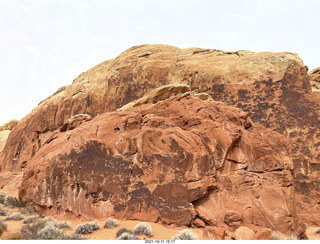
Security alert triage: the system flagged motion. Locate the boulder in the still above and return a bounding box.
[18,86,298,233]
[203,226,226,240]
[234,226,255,240]
[251,228,272,240]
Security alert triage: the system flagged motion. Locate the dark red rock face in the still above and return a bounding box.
[18,94,299,234]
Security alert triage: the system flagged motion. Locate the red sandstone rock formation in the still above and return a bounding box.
[0,44,319,236]
[18,86,300,236]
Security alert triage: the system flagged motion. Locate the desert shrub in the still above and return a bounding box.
[6,233,23,240]
[117,232,140,240]
[0,192,6,203]
[75,221,100,234]
[5,211,25,221]
[4,196,25,208]
[37,224,67,240]
[0,220,8,231]
[20,205,38,215]
[54,220,72,229]
[171,229,199,240]
[133,222,153,237]
[116,227,134,238]
[66,233,87,240]
[0,220,8,236]
[23,215,39,224]
[0,206,8,216]
[20,220,48,239]
[104,217,118,228]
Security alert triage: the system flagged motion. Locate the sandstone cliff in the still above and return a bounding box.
[0,44,319,232]
[18,85,300,235]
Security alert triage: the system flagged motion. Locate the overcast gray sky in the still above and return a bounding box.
[0,0,319,126]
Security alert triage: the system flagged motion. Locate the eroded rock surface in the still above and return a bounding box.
[309,67,320,92]
[0,44,319,228]
[18,90,299,235]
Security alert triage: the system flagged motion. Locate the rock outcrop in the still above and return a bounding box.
[18,86,300,236]
[0,44,319,229]
[0,120,19,152]
[309,67,320,92]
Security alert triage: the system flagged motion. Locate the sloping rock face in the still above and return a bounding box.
[309,67,320,92]
[0,130,10,152]
[1,44,319,225]
[18,90,299,234]
[0,120,19,152]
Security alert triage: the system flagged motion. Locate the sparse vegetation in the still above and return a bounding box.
[116,227,134,238]
[75,220,100,234]
[20,218,74,240]
[6,233,23,240]
[0,206,8,216]
[171,229,199,240]
[0,220,8,231]
[0,220,8,236]
[5,211,25,221]
[20,220,48,239]
[23,215,39,224]
[133,222,153,237]
[104,217,118,228]
[0,193,5,204]
[20,205,38,215]
[4,196,25,208]
[117,232,140,240]
[37,224,66,240]
[66,233,87,240]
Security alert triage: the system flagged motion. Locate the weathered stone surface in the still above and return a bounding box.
[0,44,319,228]
[251,228,272,240]
[193,217,206,228]
[17,88,299,234]
[203,226,226,240]
[309,67,320,91]
[0,130,10,152]
[234,226,255,240]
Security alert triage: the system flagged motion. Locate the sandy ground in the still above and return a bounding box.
[0,204,204,240]
[1,187,320,240]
